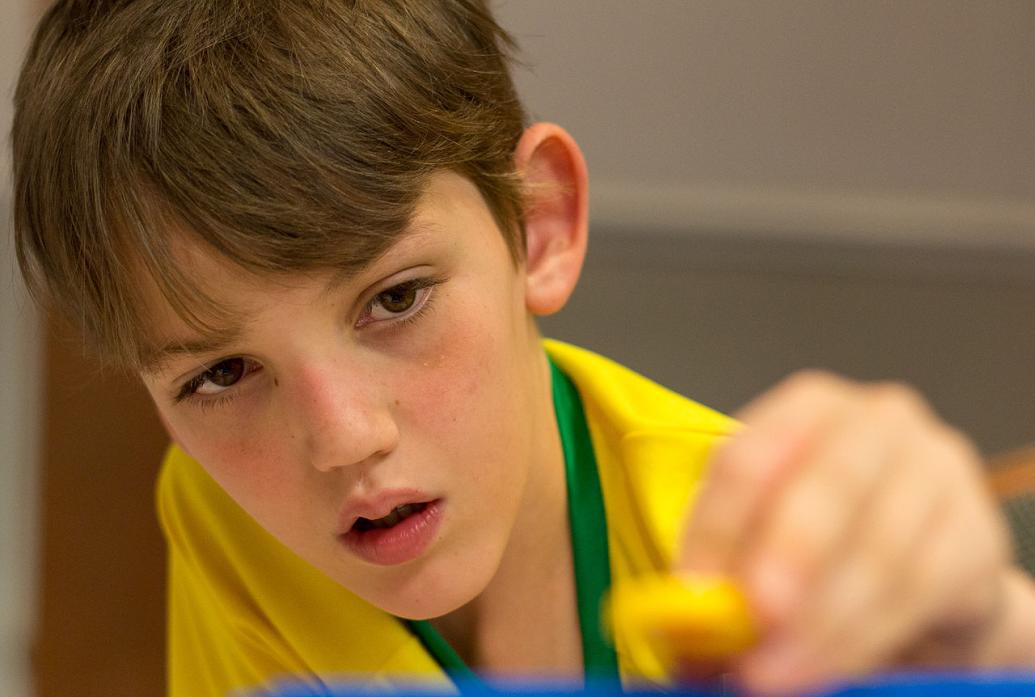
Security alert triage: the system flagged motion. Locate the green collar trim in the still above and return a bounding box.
[551,357,619,679]
[407,613,475,678]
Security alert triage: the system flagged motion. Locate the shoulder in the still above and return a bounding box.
[545,339,737,569]
[544,339,737,438]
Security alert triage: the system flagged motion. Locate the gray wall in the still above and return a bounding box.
[540,232,1035,455]
[496,1,1035,455]
[497,1,1035,227]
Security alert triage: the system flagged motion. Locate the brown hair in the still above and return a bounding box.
[13,0,528,370]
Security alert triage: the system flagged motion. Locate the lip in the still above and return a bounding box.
[337,490,444,566]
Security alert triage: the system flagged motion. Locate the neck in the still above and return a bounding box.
[431,351,583,678]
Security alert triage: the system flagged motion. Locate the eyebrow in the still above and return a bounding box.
[138,268,367,376]
[139,222,442,375]
[140,329,243,376]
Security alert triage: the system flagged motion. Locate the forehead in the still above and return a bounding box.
[133,239,308,374]
[134,171,494,373]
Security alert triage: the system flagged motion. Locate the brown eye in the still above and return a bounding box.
[363,277,439,324]
[195,358,248,395]
[207,359,246,386]
[176,357,261,403]
[376,285,417,313]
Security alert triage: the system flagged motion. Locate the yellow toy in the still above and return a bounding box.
[607,574,758,670]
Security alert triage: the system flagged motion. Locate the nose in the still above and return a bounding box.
[288,363,400,473]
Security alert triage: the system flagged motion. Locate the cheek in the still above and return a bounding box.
[404,326,487,423]
[167,406,296,514]
[400,300,528,464]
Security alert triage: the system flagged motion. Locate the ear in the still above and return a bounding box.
[514,123,589,316]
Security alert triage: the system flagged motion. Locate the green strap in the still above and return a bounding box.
[406,356,619,681]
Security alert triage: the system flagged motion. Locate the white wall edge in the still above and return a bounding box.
[1,1,42,694]
[0,192,42,697]
[590,180,1035,252]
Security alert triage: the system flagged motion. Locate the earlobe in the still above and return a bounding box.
[514,123,589,316]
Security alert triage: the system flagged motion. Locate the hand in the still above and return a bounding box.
[677,370,1029,695]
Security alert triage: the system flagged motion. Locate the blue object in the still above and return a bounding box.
[262,672,1035,697]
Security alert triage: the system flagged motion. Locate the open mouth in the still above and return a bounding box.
[351,502,430,532]
[340,499,443,566]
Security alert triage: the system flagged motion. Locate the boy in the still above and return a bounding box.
[12,1,1035,696]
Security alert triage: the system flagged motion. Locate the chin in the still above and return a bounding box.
[364,555,496,621]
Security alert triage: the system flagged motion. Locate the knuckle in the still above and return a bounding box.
[816,439,875,493]
[865,380,927,418]
[774,514,830,578]
[911,514,1004,608]
[970,502,1012,571]
[710,442,764,491]
[781,368,842,396]
[978,529,1010,574]
[856,534,904,594]
[937,425,980,464]
[927,424,982,481]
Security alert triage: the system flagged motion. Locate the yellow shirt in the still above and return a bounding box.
[158,340,736,696]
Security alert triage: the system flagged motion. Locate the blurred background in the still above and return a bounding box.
[2,1,1034,695]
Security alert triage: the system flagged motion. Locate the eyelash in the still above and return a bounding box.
[174,361,259,407]
[176,389,240,411]
[174,276,444,408]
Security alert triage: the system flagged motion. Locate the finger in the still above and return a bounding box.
[736,434,948,695]
[679,371,855,577]
[738,426,994,695]
[738,392,907,627]
[903,447,1012,659]
[838,488,997,674]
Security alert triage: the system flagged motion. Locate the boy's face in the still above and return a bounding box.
[140,171,561,618]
